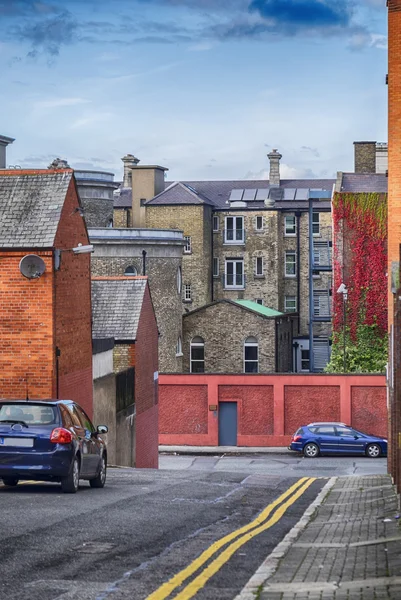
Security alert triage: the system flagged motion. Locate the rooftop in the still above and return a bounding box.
[340,173,388,194]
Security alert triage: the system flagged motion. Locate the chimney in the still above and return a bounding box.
[268,149,282,187]
[122,154,140,188]
[48,158,70,169]
[0,134,15,169]
[353,142,376,173]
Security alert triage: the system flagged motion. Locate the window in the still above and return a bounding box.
[190,337,205,373]
[255,256,264,276]
[285,215,296,236]
[285,296,297,312]
[213,216,219,232]
[285,251,296,277]
[183,284,192,302]
[225,216,244,244]
[312,212,320,236]
[124,265,138,276]
[315,426,335,435]
[244,336,258,373]
[107,219,113,228]
[177,267,182,294]
[74,404,95,433]
[255,216,263,231]
[176,336,182,356]
[313,249,321,278]
[301,349,310,371]
[213,257,219,277]
[225,259,244,288]
[255,298,264,305]
[184,236,192,254]
[336,427,355,437]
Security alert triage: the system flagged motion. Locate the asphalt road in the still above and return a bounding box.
[0,455,386,600]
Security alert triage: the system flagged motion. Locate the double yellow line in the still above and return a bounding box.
[147,476,316,600]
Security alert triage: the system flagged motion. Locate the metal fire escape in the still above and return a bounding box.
[308,190,333,372]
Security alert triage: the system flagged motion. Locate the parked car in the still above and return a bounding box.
[289,422,387,458]
[0,400,108,493]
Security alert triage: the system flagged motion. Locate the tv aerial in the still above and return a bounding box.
[19,255,46,279]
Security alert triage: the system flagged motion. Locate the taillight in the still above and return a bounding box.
[50,428,72,444]
[292,435,302,442]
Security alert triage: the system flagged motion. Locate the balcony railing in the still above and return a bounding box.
[222,274,246,289]
[224,229,245,244]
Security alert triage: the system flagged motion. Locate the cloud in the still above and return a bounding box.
[35,97,91,109]
[249,0,351,29]
[12,10,78,56]
[348,31,387,50]
[301,146,320,158]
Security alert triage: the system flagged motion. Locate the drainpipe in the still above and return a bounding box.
[55,347,61,399]
[295,211,301,335]
[275,319,279,372]
[308,198,314,373]
[142,250,147,276]
[211,211,214,302]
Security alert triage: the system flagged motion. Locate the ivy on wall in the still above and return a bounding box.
[325,192,387,373]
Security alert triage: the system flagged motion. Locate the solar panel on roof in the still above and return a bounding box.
[295,188,309,200]
[256,188,269,200]
[243,189,257,201]
[269,188,284,201]
[229,189,244,201]
[283,188,296,200]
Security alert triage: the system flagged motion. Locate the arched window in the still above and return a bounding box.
[176,336,182,356]
[177,266,182,294]
[190,336,204,373]
[124,266,138,276]
[107,218,113,228]
[244,336,258,373]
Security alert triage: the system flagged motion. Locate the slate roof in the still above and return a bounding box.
[340,173,388,194]
[91,277,147,341]
[146,182,214,206]
[113,187,132,208]
[0,170,73,247]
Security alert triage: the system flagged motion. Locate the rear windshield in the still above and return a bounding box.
[296,427,304,435]
[0,403,58,425]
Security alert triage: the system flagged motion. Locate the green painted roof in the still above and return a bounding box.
[234,300,284,318]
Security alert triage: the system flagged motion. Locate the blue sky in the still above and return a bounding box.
[1,0,387,181]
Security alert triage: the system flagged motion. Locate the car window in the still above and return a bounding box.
[336,427,354,437]
[65,404,82,428]
[307,427,317,433]
[315,426,336,434]
[296,427,304,435]
[0,403,57,425]
[74,405,95,433]
[59,405,74,429]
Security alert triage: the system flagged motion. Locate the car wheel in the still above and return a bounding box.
[366,444,381,458]
[303,443,319,458]
[90,455,107,489]
[2,477,19,487]
[61,456,80,493]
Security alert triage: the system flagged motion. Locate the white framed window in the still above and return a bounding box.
[285,251,296,277]
[244,336,258,373]
[285,215,296,236]
[124,265,137,276]
[225,216,244,244]
[255,216,264,231]
[312,212,320,236]
[213,257,219,277]
[190,337,205,373]
[184,236,192,254]
[285,295,297,312]
[255,298,264,305]
[183,284,192,302]
[225,259,244,289]
[177,267,182,294]
[176,336,182,356]
[255,256,264,276]
[213,215,219,232]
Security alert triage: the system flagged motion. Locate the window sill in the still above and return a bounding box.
[223,241,245,246]
[176,352,183,358]
[254,274,265,279]
[285,275,297,279]
[183,251,192,255]
[182,299,193,304]
[213,275,220,279]
[254,229,264,233]
[284,234,296,237]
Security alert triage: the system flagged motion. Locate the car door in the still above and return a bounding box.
[336,426,366,455]
[73,405,100,476]
[314,426,339,453]
[65,404,91,476]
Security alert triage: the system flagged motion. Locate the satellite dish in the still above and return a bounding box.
[19,255,46,279]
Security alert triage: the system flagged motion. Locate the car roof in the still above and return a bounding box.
[0,399,74,406]
[307,422,348,427]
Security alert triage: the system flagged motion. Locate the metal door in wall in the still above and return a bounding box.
[218,402,238,446]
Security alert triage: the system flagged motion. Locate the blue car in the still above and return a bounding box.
[289,422,387,458]
[0,400,108,493]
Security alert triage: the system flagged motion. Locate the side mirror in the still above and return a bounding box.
[97,425,108,434]
[354,435,359,439]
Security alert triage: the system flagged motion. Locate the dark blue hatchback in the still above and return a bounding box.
[0,400,108,493]
[289,422,387,458]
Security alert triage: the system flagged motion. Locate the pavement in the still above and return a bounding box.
[235,474,401,600]
[159,445,292,455]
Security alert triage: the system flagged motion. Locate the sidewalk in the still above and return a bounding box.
[236,474,401,599]
[159,445,292,455]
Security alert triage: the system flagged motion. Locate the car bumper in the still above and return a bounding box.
[289,442,303,452]
[0,446,74,479]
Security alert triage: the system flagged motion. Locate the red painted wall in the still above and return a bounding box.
[135,282,159,468]
[159,374,387,447]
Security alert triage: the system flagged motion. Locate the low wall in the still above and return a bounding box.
[159,373,387,447]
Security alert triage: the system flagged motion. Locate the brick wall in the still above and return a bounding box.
[113,208,132,228]
[54,178,93,416]
[159,373,387,447]
[135,283,159,468]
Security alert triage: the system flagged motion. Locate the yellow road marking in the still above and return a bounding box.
[146,477,313,600]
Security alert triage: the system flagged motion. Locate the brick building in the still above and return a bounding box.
[91,276,159,468]
[0,169,93,415]
[183,299,294,374]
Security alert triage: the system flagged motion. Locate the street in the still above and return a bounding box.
[0,456,387,600]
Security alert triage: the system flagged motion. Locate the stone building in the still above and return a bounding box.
[74,169,120,228]
[183,299,294,374]
[89,227,184,373]
[354,141,388,175]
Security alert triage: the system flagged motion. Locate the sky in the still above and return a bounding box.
[0,0,388,182]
